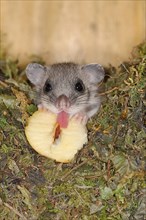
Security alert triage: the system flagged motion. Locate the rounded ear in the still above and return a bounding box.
[25,63,47,86]
[81,63,105,83]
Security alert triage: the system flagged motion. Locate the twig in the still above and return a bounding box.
[121,63,130,74]
[61,160,88,180]
[100,87,119,95]
[0,80,8,88]
[107,159,111,180]
[4,202,27,220]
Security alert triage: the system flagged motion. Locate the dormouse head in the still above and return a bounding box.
[26,62,105,114]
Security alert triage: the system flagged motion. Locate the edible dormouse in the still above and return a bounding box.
[26,62,105,127]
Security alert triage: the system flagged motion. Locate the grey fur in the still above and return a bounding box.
[25,62,105,118]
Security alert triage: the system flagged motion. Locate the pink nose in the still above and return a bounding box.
[55,95,71,110]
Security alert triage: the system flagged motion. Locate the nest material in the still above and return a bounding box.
[0,43,146,219]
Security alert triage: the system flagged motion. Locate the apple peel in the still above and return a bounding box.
[25,110,87,163]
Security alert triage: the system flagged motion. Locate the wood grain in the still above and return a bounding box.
[1,1,145,66]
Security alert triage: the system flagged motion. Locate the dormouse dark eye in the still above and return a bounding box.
[44,81,52,93]
[75,80,85,92]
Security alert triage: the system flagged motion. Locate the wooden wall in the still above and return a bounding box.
[1,0,145,66]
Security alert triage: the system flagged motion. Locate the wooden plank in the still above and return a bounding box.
[1,1,145,66]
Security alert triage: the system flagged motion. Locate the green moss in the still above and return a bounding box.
[0,43,146,219]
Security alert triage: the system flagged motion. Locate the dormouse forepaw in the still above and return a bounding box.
[38,104,51,113]
[72,113,88,126]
